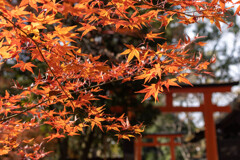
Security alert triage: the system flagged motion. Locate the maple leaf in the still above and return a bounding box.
[115,134,135,142]
[68,131,80,136]
[0,40,15,59]
[19,0,45,10]
[197,61,210,70]
[86,116,105,131]
[137,83,163,102]
[136,64,163,83]
[10,6,30,16]
[45,133,65,142]
[5,90,9,99]
[121,44,140,62]
[76,123,87,133]
[235,4,240,15]
[196,42,207,46]
[159,15,173,28]
[106,124,121,132]
[22,138,34,144]
[98,95,111,100]
[121,117,130,130]
[177,76,193,86]
[146,31,165,42]
[76,24,97,38]
[163,78,181,91]
[12,61,36,74]
[219,0,225,10]
[121,77,131,83]
[134,128,144,134]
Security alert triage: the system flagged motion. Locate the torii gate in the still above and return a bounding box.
[134,83,237,160]
[135,133,183,160]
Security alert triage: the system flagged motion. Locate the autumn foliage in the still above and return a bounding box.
[0,0,238,158]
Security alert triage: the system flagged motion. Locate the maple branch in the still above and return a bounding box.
[1,99,48,122]
[139,1,221,18]
[163,9,218,18]
[0,12,75,109]
[0,74,138,122]
[79,75,136,92]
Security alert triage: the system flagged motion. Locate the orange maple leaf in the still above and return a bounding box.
[235,5,240,15]
[12,61,36,74]
[164,78,181,91]
[177,76,193,86]
[146,31,165,42]
[45,133,65,142]
[76,24,97,38]
[137,83,163,102]
[121,44,140,62]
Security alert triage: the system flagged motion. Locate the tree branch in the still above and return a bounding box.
[1,99,48,122]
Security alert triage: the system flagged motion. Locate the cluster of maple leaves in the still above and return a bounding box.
[0,0,238,159]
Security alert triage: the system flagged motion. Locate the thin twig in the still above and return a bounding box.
[79,75,136,91]
[1,100,48,122]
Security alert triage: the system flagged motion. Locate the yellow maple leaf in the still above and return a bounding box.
[121,44,140,62]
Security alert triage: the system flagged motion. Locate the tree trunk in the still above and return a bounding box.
[59,137,69,160]
[81,130,94,160]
